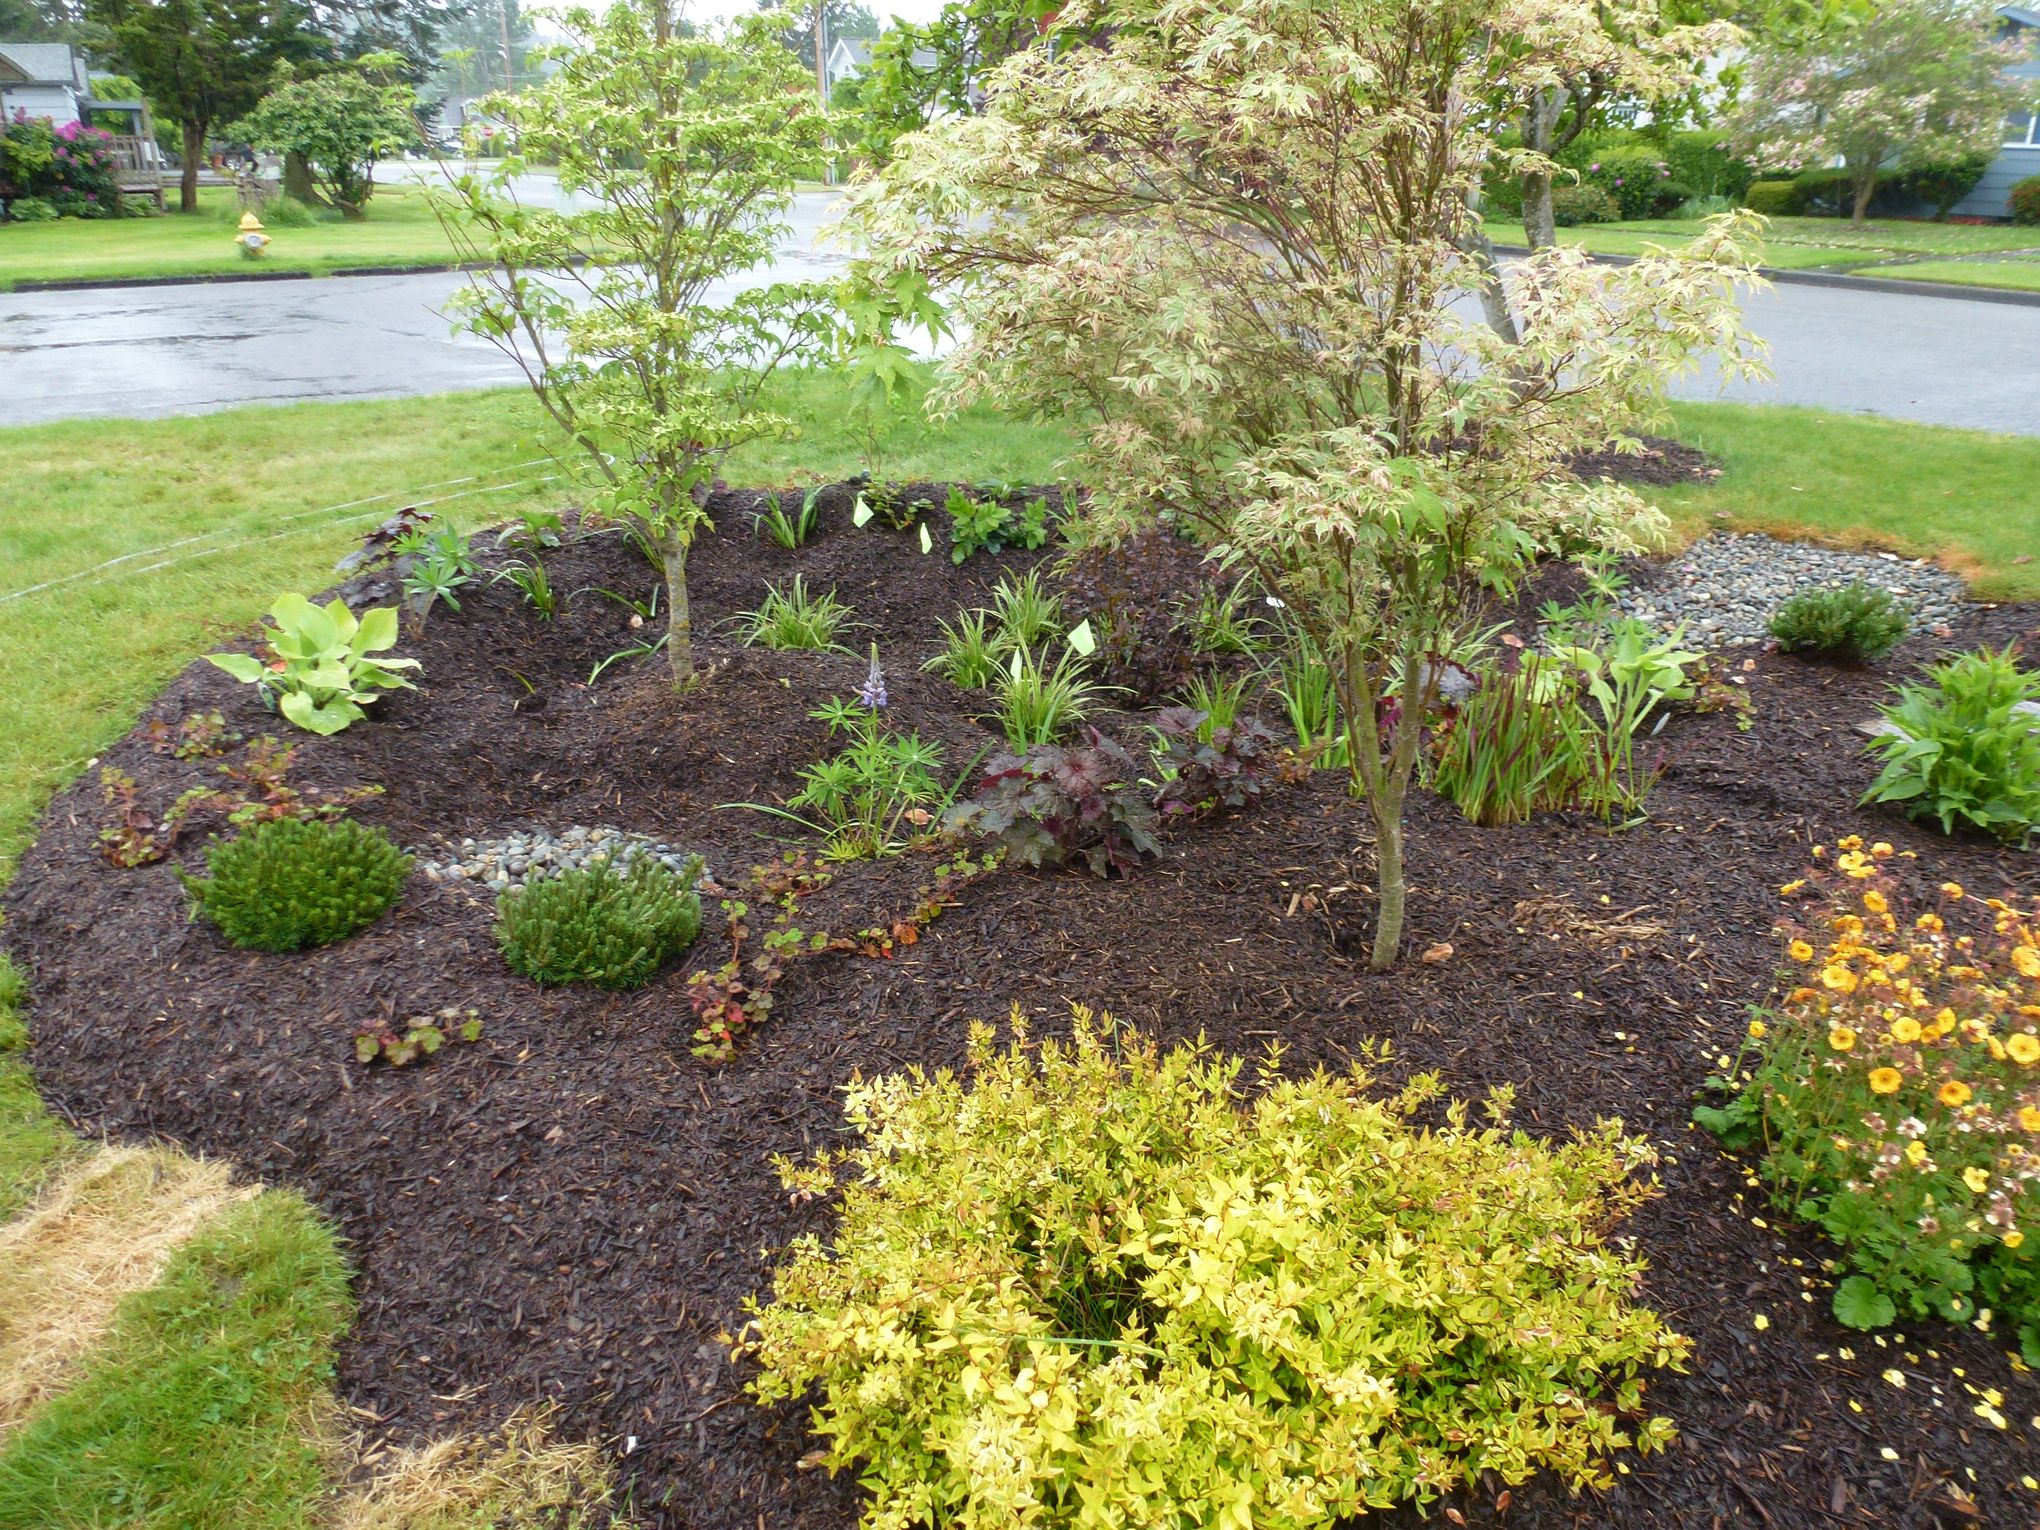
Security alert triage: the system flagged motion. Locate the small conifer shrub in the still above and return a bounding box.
[181,817,410,952]
[496,853,705,990]
[1768,583,1910,663]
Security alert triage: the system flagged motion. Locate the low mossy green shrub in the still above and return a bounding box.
[496,852,704,989]
[2012,175,2040,226]
[740,1009,1688,1528]
[1742,179,1801,217]
[1550,184,1619,226]
[1863,648,2040,846]
[181,817,410,952]
[1768,583,1910,663]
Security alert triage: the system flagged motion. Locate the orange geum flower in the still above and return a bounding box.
[1869,1067,1904,1095]
[1829,1026,1858,1052]
[1870,842,1894,857]
[2009,1034,2040,1066]
[1939,1080,1973,1108]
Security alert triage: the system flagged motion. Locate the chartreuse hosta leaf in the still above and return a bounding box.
[206,593,418,736]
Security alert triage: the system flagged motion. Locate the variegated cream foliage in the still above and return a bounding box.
[840,0,1765,967]
[740,1008,1685,1529]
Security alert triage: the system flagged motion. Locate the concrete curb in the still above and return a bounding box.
[7,260,490,294]
[1490,242,2040,309]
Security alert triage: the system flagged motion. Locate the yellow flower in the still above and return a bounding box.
[2022,1106,2040,1134]
[1788,939,1815,963]
[1748,1019,1768,1040]
[1964,1166,1991,1194]
[1829,1026,1858,1053]
[1935,1007,1959,1033]
[1917,913,1945,933]
[1939,1080,1973,1108]
[1870,842,1894,858]
[2008,1229,2026,1250]
[1869,1067,1904,1095]
[2014,947,2040,979]
[1864,890,1889,915]
[1892,1017,1922,1044]
[1780,879,1807,896]
[1888,953,1910,973]
[1839,835,1864,851]
[1823,966,1859,994]
[1942,882,1965,900]
[2009,1034,2040,1066]
[1906,1140,1929,1165]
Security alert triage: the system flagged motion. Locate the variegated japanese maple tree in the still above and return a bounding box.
[843,0,1766,968]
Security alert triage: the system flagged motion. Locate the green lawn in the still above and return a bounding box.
[1860,259,2040,293]
[1486,214,2040,288]
[0,186,464,289]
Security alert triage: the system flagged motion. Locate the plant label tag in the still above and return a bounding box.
[919,522,933,556]
[1066,619,1096,658]
[852,495,873,528]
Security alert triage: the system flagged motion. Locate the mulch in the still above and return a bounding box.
[5,480,2038,1530]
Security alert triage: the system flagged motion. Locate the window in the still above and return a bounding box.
[2008,113,2040,149]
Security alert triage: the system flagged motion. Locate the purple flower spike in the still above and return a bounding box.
[858,644,888,710]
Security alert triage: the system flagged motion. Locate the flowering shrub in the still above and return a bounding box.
[1695,843,2040,1354]
[739,1009,1687,1528]
[0,111,121,218]
[1577,147,1679,220]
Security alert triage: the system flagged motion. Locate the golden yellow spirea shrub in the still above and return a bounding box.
[736,1009,1687,1528]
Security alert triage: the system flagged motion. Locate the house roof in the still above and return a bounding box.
[2002,4,2039,27]
[0,42,84,87]
[827,36,874,70]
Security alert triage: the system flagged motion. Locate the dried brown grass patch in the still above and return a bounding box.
[334,1407,623,1529]
[0,1144,254,1436]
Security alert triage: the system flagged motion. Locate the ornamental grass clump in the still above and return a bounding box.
[1694,842,2040,1355]
[496,853,704,990]
[181,817,411,952]
[1768,583,1910,663]
[739,1008,1688,1527]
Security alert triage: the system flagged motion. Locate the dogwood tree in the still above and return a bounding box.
[436,0,836,686]
[843,0,1766,969]
[1732,0,2032,225]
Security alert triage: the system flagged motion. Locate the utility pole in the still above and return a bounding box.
[498,0,516,96]
[813,0,831,185]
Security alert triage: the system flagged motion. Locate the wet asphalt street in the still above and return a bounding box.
[1,188,2035,433]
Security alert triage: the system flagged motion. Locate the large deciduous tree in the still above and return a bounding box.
[844,0,1765,969]
[233,61,413,215]
[1731,0,2032,225]
[86,0,313,210]
[435,0,837,688]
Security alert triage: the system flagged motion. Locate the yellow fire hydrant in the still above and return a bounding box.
[235,210,271,259]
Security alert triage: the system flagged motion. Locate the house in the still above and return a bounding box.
[0,41,90,125]
[1951,4,2040,218]
[0,42,167,207]
[825,35,873,95]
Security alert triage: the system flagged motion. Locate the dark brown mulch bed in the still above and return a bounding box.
[1566,434,1721,488]
[6,489,2038,1530]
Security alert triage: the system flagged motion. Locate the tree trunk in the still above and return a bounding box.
[1461,224,1521,346]
[283,151,317,204]
[179,119,205,213]
[1851,173,1876,227]
[1521,170,1557,250]
[1367,786,1406,972]
[660,526,695,687]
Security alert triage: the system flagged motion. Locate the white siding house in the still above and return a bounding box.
[0,42,90,126]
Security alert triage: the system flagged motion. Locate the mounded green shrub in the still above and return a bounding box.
[1550,184,1619,226]
[1768,583,1910,663]
[1742,179,1802,217]
[2011,175,2040,226]
[496,852,704,990]
[741,1009,1688,1528]
[181,817,410,952]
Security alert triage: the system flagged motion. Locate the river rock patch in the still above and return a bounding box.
[418,825,706,893]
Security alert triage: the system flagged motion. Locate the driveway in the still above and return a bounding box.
[1,194,2036,433]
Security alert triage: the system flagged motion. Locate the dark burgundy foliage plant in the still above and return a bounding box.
[946,727,1159,877]
[1152,707,1279,817]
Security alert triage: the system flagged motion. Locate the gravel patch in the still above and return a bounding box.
[419,825,706,894]
[1619,533,1969,648]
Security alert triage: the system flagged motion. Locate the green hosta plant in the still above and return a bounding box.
[740,1009,1687,1528]
[1769,583,1910,664]
[207,594,418,736]
[181,817,411,952]
[497,852,705,990]
[1863,648,2040,845]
